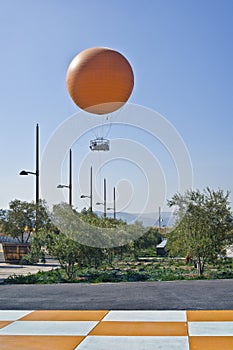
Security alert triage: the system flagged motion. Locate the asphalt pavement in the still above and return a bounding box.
[0,279,232,310]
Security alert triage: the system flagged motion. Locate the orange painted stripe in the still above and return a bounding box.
[0,335,84,350]
[90,321,188,336]
[20,310,109,321]
[189,336,233,350]
[0,321,12,329]
[187,310,233,322]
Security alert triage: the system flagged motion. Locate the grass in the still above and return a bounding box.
[5,257,233,284]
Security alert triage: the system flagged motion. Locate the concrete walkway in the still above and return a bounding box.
[0,309,232,350]
[0,243,60,281]
[0,261,60,281]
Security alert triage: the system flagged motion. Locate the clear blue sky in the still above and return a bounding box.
[0,0,233,213]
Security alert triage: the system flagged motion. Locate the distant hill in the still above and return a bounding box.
[95,211,176,227]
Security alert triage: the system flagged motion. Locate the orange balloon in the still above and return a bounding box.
[66,47,134,114]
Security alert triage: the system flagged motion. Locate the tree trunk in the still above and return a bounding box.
[197,261,202,276]
[196,257,205,276]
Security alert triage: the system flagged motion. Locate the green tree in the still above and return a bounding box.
[0,199,52,243]
[40,230,81,280]
[167,188,233,276]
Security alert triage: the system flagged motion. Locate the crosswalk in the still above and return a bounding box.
[0,310,232,349]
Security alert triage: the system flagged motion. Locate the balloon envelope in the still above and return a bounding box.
[66,47,134,114]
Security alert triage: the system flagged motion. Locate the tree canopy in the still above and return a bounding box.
[167,188,233,275]
[0,199,53,243]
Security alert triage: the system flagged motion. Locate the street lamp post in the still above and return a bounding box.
[107,187,116,219]
[96,177,107,218]
[57,149,72,206]
[103,178,106,218]
[80,166,93,212]
[20,124,40,232]
[19,123,40,205]
[36,123,39,205]
[113,186,116,220]
[158,206,162,234]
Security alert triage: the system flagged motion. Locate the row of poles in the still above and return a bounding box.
[19,124,116,219]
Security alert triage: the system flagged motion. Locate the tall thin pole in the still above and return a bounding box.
[36,124,39,205]
[104,178,106,218]
[69,149,72,207]
[90,166,93,212]
[158,206,161,233]
[113,187,116,220]
[35,124,39,233]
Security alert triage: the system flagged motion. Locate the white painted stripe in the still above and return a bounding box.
[188,322,233,336]
[0,321,98,336]
[75,336,190,350]
[103,310,187,322]
[0,310,33,321]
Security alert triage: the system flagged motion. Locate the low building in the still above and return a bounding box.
[156,239,167,256]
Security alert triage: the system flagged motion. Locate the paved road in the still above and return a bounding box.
[0,279,232,310]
